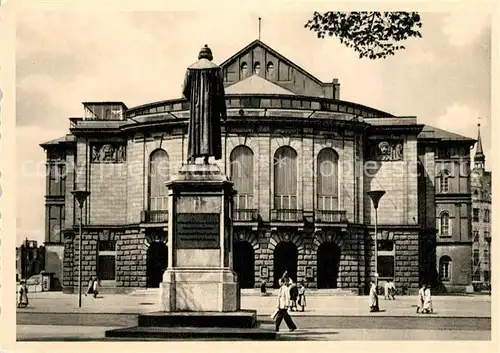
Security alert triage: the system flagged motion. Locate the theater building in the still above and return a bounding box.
[41,40,475,294]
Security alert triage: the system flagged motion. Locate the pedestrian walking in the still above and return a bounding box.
[388,280,396,300]
[17,279,29,308]
[416,283,425,313]
[297,281,306,312]
[274,277,297,332]
[384,281,391,300]
[289,278,298,311]
[260,279,268,296]
[85,276,100,298]
[92,276,100,298]
[369,280,379,312]
[422,284,433,314]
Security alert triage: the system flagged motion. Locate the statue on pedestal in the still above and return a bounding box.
[182,44,227,165]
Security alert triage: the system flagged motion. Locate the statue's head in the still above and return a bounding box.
[198,44,213,61]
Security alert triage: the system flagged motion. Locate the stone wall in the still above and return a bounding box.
[116,228,148,288]
[62,232,75,293]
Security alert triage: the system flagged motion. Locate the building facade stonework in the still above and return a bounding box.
[41,40,476,294]
[470,124,491,289]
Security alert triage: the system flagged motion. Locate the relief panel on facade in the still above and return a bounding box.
[91,143,126,163]
[367,140,404,161]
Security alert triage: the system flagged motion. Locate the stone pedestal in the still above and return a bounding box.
[159,163,240,312]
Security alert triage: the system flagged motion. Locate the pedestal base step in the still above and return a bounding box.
[137,310,257,328]
[104,326,276,340]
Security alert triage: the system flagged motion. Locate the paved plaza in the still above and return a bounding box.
[15,290,491,341]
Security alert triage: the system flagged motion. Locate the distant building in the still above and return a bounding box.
[470,123,491,288]
[16,238,45,281]
[41,39,475,294]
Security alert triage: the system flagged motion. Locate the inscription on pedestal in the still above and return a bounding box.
[176,213,220,249]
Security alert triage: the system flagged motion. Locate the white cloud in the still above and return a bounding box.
[442,10,490,47]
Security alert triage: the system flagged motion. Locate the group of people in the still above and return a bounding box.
[272,272,307,332]
[417,283,433,314]
[17,280,29,308]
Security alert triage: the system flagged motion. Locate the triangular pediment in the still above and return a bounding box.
[225,74,296,95]
[220,40,333,98]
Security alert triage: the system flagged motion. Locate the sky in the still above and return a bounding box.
[16,9,491,246]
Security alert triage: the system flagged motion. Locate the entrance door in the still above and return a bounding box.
[233,241,255,288]
[317,242,341,289]
[273,242,298,288]
[146,241,168,288]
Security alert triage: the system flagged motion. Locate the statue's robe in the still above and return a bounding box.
[182,58,227,161]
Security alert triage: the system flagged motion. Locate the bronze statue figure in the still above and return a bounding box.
[182,44,227,164]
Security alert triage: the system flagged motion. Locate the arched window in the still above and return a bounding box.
[230,146,254,210]
[317,148,339,211]
[439,170,450,193]
[439,256,452,281]
[240,62,248,78]
[439,211,451,237]
[148,149,169,211]
[254,61,261,75]
[266,62,274,78]
[274,146,297,209]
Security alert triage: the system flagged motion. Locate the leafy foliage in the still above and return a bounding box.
[305,12,423,59]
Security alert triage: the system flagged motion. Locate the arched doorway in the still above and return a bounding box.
[233,241,255,288]
[273,242,298,288]
[317,242,341,289]
[146,241,168,288]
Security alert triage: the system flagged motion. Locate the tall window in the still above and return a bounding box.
[439,170,450,193]
[473,208,479,222]
[97,240,116,281]
[48,163,66,196]
[377,240,395,279]
[473,249,480,266]
[439,212,451,237]
[240,62,248,79]
[230,146,254,209]
[484,209,490,222]
[274,147,298,209]
[317,148,339,210]
[483,249,489,264]
[149,149,169,211]
[439,256,452,281]
[47,205,65,243]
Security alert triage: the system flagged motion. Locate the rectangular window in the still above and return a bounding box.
[440,262,450,281]
[48,163,66,196]
[484,209,490,222]
[473,249,480,266]
[377,240,395,279]
[473,231,479,242]
[378,256,395,278]
[97,240,116,280]
[47,205,64,243]
[483,250,489,264]
[484,271,490,282]
[473,208,479,222]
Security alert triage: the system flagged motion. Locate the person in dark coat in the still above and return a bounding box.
[182,44,227,165]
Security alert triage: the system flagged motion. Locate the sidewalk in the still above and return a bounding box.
[16,290,491,318]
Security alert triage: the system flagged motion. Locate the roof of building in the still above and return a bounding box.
[225,74,296,95]
[39,134,76,148]
[418,125,475,142]
[474,123,485,162]
[220,39,327,86]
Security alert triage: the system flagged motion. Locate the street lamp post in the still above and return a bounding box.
[367,190,386,312]
[72,190,91,308]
